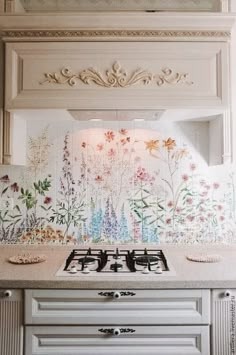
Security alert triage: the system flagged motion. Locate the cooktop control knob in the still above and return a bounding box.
[142,266,150,274]
[69,265,77,274]
[155,265,163,274]
[82,265,90,274]
[113,328,121,336]
[113,292,121,299]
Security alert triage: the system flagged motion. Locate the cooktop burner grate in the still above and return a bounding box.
[62,247,169,274]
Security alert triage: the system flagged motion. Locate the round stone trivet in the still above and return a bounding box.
[186,254,222,263]
[8,254,46,264]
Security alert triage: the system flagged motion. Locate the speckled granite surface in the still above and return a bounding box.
[0,244,235,289]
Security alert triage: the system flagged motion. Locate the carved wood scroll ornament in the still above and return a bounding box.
[40,61,193,88]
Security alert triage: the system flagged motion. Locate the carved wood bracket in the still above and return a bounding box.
[40,61,193,88]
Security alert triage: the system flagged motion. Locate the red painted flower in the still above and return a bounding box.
[81,142,86,148]
[0,175,10,183]
[95,175,103,183]
[167,201,173,208]
[166,218,172,225]
[44,197,52,204]
[10,182,19,192]
[104,131,115,142]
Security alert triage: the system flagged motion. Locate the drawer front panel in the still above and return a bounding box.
[25,289,210,325]
[5,42,228,109]
[25,325,209,355]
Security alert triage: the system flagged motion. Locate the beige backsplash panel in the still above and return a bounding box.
[0,114,235,245]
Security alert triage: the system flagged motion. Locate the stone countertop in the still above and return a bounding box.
[0,244,235,289]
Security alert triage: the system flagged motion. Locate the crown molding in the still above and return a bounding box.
[0,13,235,41]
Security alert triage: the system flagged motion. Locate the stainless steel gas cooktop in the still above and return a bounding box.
[56,248,176,276]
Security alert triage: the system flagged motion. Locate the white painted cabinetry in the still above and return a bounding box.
[212,289,236,355]
[5,41,229,110]
[24,289,210,355]
[0,289,23,355]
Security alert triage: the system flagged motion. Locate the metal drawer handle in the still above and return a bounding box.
[99,328,136,336]
[98,291,136,297]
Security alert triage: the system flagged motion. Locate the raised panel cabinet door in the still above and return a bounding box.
[0,289,23,355]
[5,42,229,110]
[24,289,210,325]
[212,289,236,355]
[25,325,210,355]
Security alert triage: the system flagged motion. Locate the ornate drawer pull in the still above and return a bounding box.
[99,328,136,336]
[98,291,136,297]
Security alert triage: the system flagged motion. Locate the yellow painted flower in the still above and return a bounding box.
[163,138,176,151]
[145,140,159,153]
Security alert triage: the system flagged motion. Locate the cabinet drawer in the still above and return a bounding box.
[5,42,228,110]
[25,325,209,355]
[25,289,210,325]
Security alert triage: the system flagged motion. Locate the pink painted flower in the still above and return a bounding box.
[10,182,19,192]
[95,175,103,183]
[121,137,131,145]
[217,205,223,211]
[134,167,154,184]
[182,174,189,182]
[186,198,193,205]
[199,216,205,222]
[187,215,195,222]
[104,130,115,142]
[119,129,128,136]
[0,175,10,183]
[134,156,141,163]
[166,218,172,225]
[208,212,213,217]
[176,207,181,213]
[81,142,86,148]
[190,163,196,171]
[205,185,211,190]
[123,148,129,155]
[213,182,220,189]
[107,148,116,157]
[44,197,52,204]
[220,216,225,221]
[96,143,104,151]
[167,201,173,208]
[201,191,208,197]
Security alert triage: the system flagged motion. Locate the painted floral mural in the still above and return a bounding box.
[0,120,236,244]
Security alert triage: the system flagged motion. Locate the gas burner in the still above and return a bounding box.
[110,262,123,272]
[78,257,96,265]
[58,248,174,276]
[135,256,159,266]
